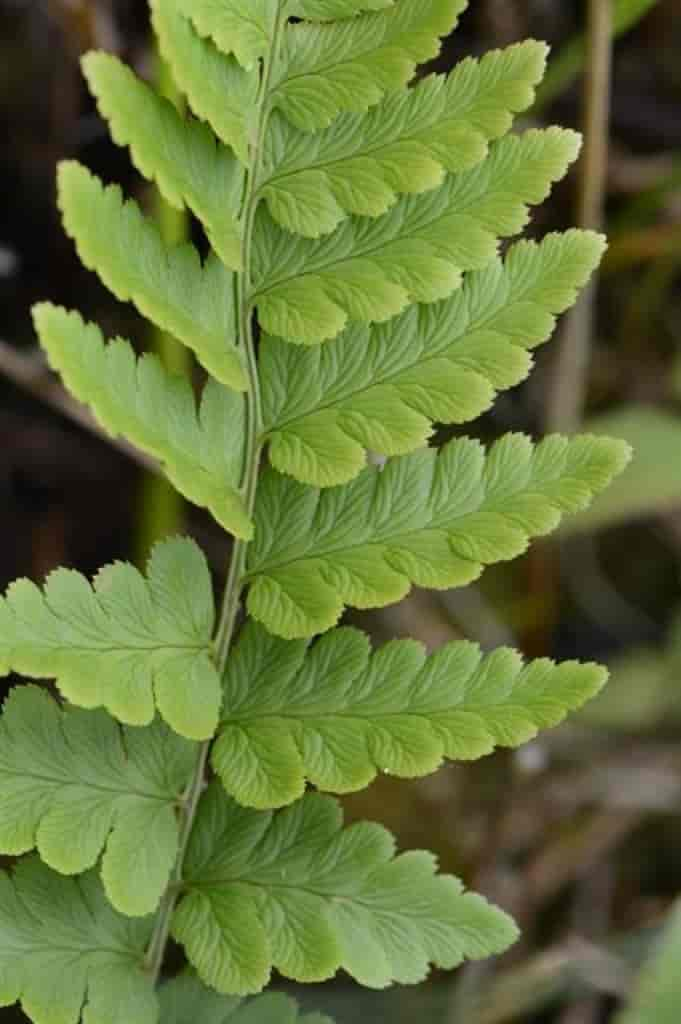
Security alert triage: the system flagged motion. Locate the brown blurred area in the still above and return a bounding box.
[2,2,681,1021]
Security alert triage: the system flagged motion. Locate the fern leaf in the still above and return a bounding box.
[272,0,468,131]
[174,0,276,70]
[33,305,253,540]
[0,686,195,916]
[292,0,394,19]
[172,785,518,994]
[251,128,581,343]
[213,622,607,809]
[261,231,605,486]
[261,41,547,237]
[246,434,631,638]
[82,52,243,270]
[0,858,156,1024]
[57,162,246,392]
[0,538,221,740]
[150,0,258,164]
[160,972,333,1024]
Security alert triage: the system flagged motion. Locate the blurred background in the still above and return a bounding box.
[2,1,681,1021]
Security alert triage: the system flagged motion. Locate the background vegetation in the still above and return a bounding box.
[2,1,681,1020]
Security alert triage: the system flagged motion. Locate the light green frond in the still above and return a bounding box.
[173,786,518,994]
[272,0,468,131]
[292,0,394,19]
[57,162,246,391]
[150,0,258,164]
[160,972,333,1024]
[261,231,606,486]
[246,434,631,638]
[174,0,276,70]
[82,52,243,269]
[0,858,156,1024]
[251,128,581,344]
[260,41,548,237]
[0,686,196,916]
[214,621,607,809]
[0,537,221,740]
[34,305,253,539]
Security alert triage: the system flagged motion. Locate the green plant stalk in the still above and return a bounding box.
[143,6,285,984]
[136,52,190,563]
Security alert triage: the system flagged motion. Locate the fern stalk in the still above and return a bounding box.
[144,3,287,983]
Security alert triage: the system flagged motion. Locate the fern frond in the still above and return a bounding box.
[174,0,277,70]
[160,972,333,1024]
[292,0,394,20]
[150,0,258,164]
[0,538,220,740]
[260,41,547,237]
[57,162,246,391]
[271,0,467,131]
[251,128,581,343]
[0,686,195,916]
[246,434,631,637]
[172,785,518,994]
[213,622,607,809]
[82,52,243,270]
[262,231,606,486]
[33,305,253,539]
[0,858,156,1024]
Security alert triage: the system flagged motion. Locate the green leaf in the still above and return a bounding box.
[292,0,394,19]
[251,128,581,344]
[160,972,333,1024]
[261,230,605,486]
[617,898,681,1024]
[0,857,156,1024]
[562,404,681,534]
[33,305,253,540]
[272,0,468,131]
[174,0,276,70]
[0,537,221,740]
[150,0,258,164]
[0,686,196,916]
[173,786,518,994]
[246,434,632,638]
[214,621,607,809]
[82,52,243,270]
[57,162,246,391]
[260,41,548,237]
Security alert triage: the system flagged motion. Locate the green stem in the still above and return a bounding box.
[143,3,286,987]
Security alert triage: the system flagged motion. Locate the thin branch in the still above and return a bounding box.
[546,0,613,435]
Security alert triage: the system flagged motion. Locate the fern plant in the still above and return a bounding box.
[1,1,631,1021]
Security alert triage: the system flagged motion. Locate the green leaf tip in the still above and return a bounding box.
[246,433,632,638]
[172,786,518,995]
[32,303,254,541]
[0,685,196,916]
[0,536,221,740]
[215,621,608,809]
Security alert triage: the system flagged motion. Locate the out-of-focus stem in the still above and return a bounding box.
[546,0,613,436]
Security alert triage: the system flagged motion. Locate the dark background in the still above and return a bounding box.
[2,1,681,1021]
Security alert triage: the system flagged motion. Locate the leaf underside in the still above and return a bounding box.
[246,433,632,638]
[0,538,221,740]
[0,858,156,1024]
[172,786,518,995]
[0,686,196,916]
[214,621,607,809]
